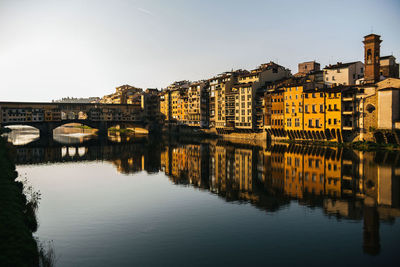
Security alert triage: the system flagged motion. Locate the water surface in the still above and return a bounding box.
[7,128,400,266]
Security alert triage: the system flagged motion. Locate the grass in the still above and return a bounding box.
[347,140,399,151]
[38,241,57,267]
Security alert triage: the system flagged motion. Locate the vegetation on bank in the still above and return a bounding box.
[74,125,93,130]
[0,127,12,134]
[278,139,399,151]
[0,137,39,266]
[108,127,135,134]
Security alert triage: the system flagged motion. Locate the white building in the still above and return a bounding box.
[323,61,364,86]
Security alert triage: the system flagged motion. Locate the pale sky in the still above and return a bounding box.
[0,0,399,102]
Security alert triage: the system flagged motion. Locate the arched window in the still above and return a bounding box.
[367,49,372,64]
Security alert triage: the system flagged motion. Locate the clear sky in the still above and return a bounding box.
[0,0,399,101]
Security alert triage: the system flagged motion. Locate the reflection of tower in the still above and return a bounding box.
[363,34,382,84]
[363,204,380,255]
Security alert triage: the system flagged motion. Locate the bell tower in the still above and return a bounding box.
[363,34,382,84]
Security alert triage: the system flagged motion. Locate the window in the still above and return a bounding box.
[312,93,316,98]
[320,93,323,97]
[299,107,302,113]
[328,118,331,125]
[334,104,337,110]
[315,119,320,128]
[287,118,292,127]
[312,105,316,113]
[320,104,324,112]
[309,119,313,127]
[334,118,337,124]
[295,118,300,127]
[332,76,335,81]
[305,105,308,113]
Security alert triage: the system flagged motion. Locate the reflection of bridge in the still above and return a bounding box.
[0,102,155,136]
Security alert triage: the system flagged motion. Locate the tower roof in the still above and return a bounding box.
[364,33,381,38]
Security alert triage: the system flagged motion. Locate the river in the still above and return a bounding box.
[4,127,400,266]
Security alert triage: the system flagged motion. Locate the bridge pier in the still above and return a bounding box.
[97,121,109,137]
[37,122,55,138]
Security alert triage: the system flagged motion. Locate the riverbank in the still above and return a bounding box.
[277,139,400,151]
[0,136,39,266]
[161,126,400,151]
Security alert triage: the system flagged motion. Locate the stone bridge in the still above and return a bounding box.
[0,101,157,136]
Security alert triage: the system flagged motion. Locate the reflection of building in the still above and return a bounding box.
[14,137,400,256]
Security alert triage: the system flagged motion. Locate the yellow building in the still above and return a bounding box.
[187,83,201,127]
[283,85,304,138]
[159,91,170,122]
[303,88,326,139]
[325,87,343,141]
